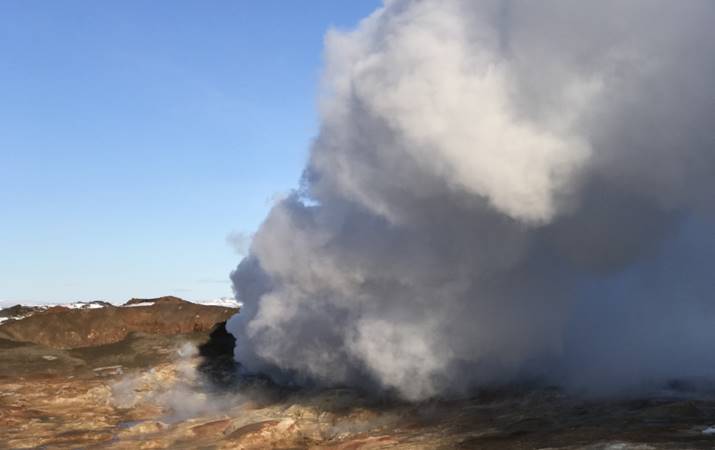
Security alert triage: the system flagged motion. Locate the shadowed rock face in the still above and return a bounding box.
[0,296,238,349]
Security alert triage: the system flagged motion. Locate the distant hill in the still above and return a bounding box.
[0,296,239,349]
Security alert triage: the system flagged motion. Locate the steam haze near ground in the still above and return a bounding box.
[228,0,715,401]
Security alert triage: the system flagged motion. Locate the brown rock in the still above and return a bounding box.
[225,419,302,449]
[118,420,169,437]
[0,297,238,349]
[190,418,232,436]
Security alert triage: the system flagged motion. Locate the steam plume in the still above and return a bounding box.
[228,0,715,400]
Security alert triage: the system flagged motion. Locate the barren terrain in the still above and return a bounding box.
[2,299,715,449]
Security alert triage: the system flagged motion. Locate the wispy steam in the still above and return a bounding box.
[228,0,715,400]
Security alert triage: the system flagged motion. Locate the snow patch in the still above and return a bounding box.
[63,302,106,309]
[194,297,241,308]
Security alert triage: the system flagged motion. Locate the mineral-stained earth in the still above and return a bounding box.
[2,298,715,449]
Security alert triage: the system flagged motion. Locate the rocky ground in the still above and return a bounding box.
[2,298,715,449]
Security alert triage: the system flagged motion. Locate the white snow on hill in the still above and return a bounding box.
[193,297,242,308]
[0,298,240,323]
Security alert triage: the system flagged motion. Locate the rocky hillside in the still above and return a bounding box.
[3,296,715,449]
[0,296,238,349]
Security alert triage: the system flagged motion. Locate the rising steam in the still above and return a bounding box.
[228,0,715,400]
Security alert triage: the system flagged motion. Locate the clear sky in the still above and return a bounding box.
[0,1,380,304]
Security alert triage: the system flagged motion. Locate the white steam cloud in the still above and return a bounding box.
[228,0,715,400]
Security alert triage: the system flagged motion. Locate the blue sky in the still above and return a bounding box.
[0,1,379,304]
